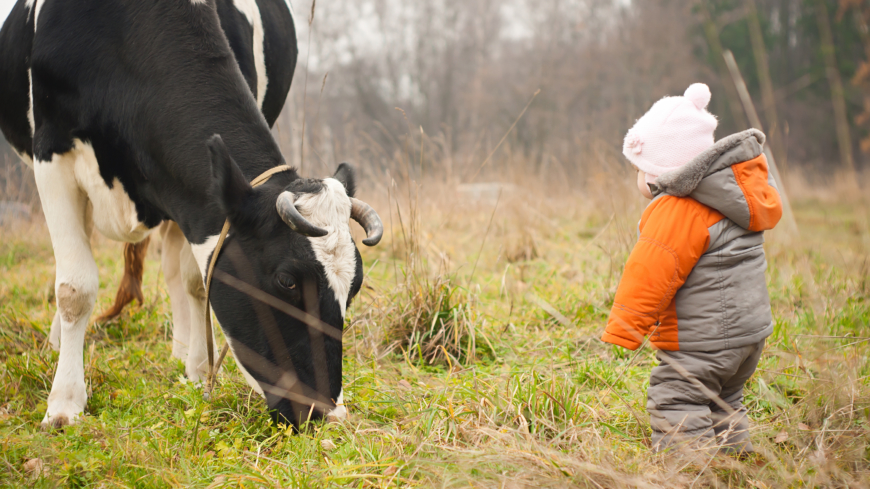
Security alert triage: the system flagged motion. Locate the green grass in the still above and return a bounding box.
[1,192,869,487]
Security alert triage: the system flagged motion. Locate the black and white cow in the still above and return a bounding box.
[97,0,301,330]
[90,0,297,371]
[44,0,300,367]
[0,0,383,428]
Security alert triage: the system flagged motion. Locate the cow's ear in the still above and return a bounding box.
[332,163,356,198]
[207,135,252,214]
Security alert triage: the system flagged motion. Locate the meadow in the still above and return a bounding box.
[1,163,869,488]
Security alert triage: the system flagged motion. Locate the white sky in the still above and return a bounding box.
[0,0,15,26]
[0,0,538,42]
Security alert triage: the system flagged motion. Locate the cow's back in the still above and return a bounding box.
[24,0,282,232]
[0,0,297,166]
[214,0,298,126]
[253,0,298,125]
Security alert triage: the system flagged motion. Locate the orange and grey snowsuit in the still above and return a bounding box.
[602,129,782,452]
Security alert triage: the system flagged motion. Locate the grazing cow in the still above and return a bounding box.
[91,0,301,352]
[0,0,383,428]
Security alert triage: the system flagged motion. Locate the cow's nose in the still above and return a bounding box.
[325,389,348,423]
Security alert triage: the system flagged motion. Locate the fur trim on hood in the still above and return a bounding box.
[655,129,766,197]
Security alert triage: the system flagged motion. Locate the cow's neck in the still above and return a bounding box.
[158,119,284,255]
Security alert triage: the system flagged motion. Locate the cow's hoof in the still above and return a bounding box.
[185,366,208,386]
[185,354,219,386]
[43,385,86,430]
[40,412,75,430]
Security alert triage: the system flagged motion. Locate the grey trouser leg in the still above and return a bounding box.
[647,340,764,453]
[710,342,763,454]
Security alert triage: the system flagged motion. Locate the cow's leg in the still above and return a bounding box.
[179,239,216,383]
[160,222,192,360]
[11,151,66,352]
[34,154,98,428]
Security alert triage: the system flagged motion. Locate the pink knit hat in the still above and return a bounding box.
[623,83,718,185]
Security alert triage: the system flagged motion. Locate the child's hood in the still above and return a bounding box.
[654,129,782,232]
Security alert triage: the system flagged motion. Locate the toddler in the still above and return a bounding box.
[602,83,782,454]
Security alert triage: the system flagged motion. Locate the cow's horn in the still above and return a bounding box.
[350,198,383,246]
[276,192,328,237]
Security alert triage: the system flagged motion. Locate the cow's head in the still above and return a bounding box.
[204,135,382,428]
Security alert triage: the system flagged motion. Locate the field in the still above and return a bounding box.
[1,168,869,488]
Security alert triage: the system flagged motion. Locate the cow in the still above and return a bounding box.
[0,0,383,429]
[82,0,301,353]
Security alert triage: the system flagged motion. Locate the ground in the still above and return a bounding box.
[1,179,869,488]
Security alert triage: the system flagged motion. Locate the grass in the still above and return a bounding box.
[1,173,869,487]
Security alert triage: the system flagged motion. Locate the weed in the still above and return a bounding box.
[382,272,490,367]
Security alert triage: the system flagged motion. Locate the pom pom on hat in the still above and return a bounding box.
[621,83,718,182]
[684,83,711,110]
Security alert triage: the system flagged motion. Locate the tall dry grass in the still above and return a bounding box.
[1,114,869,485]
[322,117,870,485]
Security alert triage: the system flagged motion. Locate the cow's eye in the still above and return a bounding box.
[276,274,296,290]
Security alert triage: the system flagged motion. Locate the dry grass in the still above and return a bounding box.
[1,145,869,487]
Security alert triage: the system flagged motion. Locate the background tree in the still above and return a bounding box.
[2,0,868,206]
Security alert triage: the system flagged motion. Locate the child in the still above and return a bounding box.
[602,83,782,454]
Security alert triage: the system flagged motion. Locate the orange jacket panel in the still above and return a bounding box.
[602,196,724,350]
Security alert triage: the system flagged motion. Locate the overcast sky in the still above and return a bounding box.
[0,0,16,26]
